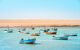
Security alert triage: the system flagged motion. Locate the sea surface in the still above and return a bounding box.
[0,27,80,50]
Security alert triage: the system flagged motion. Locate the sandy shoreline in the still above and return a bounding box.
[0,20,80,27]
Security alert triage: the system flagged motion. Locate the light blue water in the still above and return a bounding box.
[0,27,80,50]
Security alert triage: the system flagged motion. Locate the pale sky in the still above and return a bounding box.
[0,0,80,19]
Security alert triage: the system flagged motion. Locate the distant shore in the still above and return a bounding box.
[0,25,80,28]
[0,20,80,28]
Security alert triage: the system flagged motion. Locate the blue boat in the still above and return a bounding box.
[20,38,36,44]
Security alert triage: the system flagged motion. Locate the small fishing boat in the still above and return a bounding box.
[18,27,22,32]
[18,30,21,32]
[31,30,41,36]
[44,28,57,35]
[45,32,56,35]
[54,28,58,31]
[44,29,50,32]
[53,35,69,40]
[31,33,40,36]
[4,29,8,32]
[20,38,36,44]
[25,32,30,34]
[22,28,26,31]
[65,34,77,36]
[32,27,35,30]
[8,30,13,33]
[7,26,13,33]
[7,28,13,33]
[4,30,7,31]
[70,34,77,36]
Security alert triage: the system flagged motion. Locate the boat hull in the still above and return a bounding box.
[20,39,36,44]
[45,32,56,35]
[53,37,68,40]
[31,33,40,36]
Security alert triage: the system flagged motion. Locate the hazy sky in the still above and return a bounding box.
[0,0,80,19]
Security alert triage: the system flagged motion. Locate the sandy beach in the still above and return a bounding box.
[0,20,80,27]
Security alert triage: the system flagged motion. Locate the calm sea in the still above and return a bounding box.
[0,27,80,50]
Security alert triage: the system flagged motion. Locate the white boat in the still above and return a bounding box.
[53,35,69,40]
